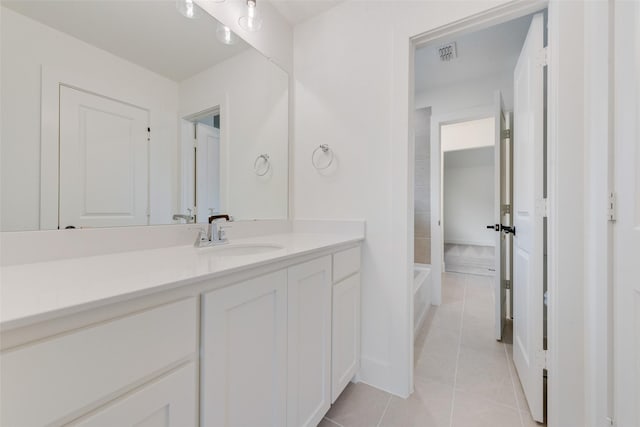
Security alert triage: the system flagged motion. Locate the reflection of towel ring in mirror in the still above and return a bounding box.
[311,144,334,170]
[254,154,271,176]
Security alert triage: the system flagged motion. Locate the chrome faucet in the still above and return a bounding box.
[208,214,231,245]
[193,214,232,247]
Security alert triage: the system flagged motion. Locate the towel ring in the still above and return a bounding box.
[311,144,334,170]
[254,154,271,176]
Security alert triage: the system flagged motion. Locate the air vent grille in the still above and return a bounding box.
[438,42,457,61]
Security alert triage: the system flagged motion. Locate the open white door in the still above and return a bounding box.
[512,13,545,422]
[493,91,510,341]
[196,123,221,222]
[59,86,149,229]
[180,119,196,218]
[613,1,640,425]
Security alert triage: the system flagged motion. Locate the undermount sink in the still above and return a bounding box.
[201,243,285,257]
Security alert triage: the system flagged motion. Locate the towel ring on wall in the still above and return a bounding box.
[311,144,334,170]
[254,154,271,176]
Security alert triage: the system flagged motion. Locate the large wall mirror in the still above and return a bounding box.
[1,0,289,231]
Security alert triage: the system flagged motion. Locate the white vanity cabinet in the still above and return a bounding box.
[0,298,198,427]
[287,256,332,427]
[201,269,288,427]
[331,247,362,402]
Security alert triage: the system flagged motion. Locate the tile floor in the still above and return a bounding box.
[320,272,544,427]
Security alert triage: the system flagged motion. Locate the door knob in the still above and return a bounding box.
[501,225,516,235]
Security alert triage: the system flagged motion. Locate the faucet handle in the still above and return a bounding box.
[194,228,209,247]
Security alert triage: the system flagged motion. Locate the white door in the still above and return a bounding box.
[614,1,640,425]
[72,362,197,427]
[287,257,332,427]
[512,12,545,422]
[201,270,287,427]
[59,86,149,229]
[196,123,220,223]
[493,91,510,340]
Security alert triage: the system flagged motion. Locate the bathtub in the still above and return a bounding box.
[414,263,432,337]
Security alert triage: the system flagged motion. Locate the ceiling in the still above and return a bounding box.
[268,0,344,25]
[2,1,249,82]
[414,14,533,93]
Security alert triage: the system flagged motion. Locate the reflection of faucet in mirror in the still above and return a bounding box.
[173,209,195,224]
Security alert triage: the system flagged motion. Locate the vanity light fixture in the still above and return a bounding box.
[176,0,199,19]
[238,0,263,32]
[216,24,238,45]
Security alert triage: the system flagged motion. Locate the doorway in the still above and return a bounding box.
[179,108,221,224]
[411,10,547,425]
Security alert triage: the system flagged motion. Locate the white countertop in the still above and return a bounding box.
[0,232,362,330]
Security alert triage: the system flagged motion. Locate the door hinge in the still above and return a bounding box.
[538,198,549,218]
[536,349,549,370]
[502,204,511,215]
[538,46,548,67]
[502,129,511,139]
[505,279,511,290]
[147,127,151,142]
[608,192,616,222]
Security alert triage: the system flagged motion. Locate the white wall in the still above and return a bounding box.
[441,117,495,152]
[179,49,289,220]
[443,147,494,246]
[416,70,514,116]
[0,7,179,231]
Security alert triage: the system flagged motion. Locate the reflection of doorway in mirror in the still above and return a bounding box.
[59,86,150,229]
[180,109,221,224]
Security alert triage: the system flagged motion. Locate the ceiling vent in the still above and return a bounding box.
[438,42,457,62]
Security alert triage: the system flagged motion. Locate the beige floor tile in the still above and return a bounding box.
[325,382,392,427]
[455,345,519,409]
[319,417,344,427]
[451,390,523,427]
[378,377,454,427]
[414,341,459,385]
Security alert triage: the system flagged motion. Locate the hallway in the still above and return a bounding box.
[320,273,541,427]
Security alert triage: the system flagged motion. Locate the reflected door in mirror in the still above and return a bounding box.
[59,86,149,229]
[196,123,220,223]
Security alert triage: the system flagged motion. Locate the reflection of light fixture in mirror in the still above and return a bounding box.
[216,24,238,45]
[238,0,263,32]
[176,0,199,19]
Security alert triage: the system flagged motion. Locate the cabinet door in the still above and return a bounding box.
[287,256,332,427]
[332,273,361,402]
[201,270,287,427]
[72,362,197,427]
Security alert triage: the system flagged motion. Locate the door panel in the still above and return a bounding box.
[287,257,332,427]
[201,270,287,427]
[512,12,545,422]
[614,1,640,424]
[59,86,148,229]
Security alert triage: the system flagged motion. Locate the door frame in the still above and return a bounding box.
[40,66,150,230]
[405,1,587,423]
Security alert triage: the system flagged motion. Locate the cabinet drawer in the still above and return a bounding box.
[71,362,197,427]
[333,246,361,283]
[1,298,197,427]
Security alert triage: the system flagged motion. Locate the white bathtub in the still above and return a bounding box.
[414,263,432,337]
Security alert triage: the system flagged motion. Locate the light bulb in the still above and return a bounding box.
[176,0,199,19]
[238,0,263,32]
[216,24,238,45]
